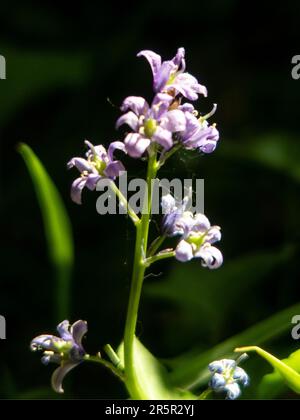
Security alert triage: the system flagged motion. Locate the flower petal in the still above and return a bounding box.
[51,361,79,394]
[124,133,150,158]
[67,157,94,173]
[171,72,207,101]
[30,335,62,352]
[196,244,223,269]
[163,109,186,132]
[71,320,88,346]
[120,96,149,116]
[116,111,139,131]
[71,177,87,205]
[85,173,101,190]
[152,126,173,150]
[137,50,162,78]
[175,240,194,262]
[161,194,176,214]
[57,320,73,341]
[107,141,127,161]
[172,47,186,71]
[154,61,176,92]
[104,161,125,178]
[225,382,241,400]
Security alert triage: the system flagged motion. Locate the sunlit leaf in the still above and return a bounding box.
[118,337,196,400]
[257,349,300,399]
[18,143,74,320]
[235,346,300,395]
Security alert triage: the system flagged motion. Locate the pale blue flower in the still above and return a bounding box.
[31,320,88,393]
[208,357,249,400]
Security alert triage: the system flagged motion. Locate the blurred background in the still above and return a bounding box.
[1,0,300,399]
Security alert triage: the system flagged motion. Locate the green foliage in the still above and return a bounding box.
[118,338,196,400]
[235,346,300,397]
[166,302,300,390]
[18,143,74,320]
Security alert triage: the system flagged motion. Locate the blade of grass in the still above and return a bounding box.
[18,143,74,320]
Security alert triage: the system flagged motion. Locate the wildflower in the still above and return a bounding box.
[68,140,126,204]
[30,320,87,393]
[137,48,207,101]
[116,93,186,157]
[180,107,219,153]
[161,193,193,237]
[208,358,249,400]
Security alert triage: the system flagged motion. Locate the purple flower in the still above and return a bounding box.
[179,104,220,153]
[116,93,186,157]
[161,193,193,237]
[161,194,222,269]
[208,358,249,400]
[68,140,126,204]
[137,48,207,101]
[30,320,88,393]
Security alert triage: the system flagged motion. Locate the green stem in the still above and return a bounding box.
[84,354,125,381]
[145,250,175,267]
[110,181,140,226]
[198,388,213,400]
[123,147,158,398]
[158,143,182,169]
[147,235,167,257]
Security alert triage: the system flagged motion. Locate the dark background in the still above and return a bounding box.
[1,0,300,398]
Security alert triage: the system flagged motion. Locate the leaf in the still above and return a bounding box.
[167,302,300,389]
[235,346,300,395]
[18,143,74,320]
[257,349,300,399]
[118,337,196,400]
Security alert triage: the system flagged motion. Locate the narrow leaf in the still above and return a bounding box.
[18,143,74,320]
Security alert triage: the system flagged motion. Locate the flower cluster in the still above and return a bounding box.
[208,358,249,400]
[68,48,220,203]
[117,48,219,157]
[162,194,223,269]
[30,320,87,393]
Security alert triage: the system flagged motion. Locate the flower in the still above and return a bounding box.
[161,194,222,269]
[30,320,88,393]
[179,105,220,153]
[137,48,207,101]
[161,193,192,237]
[208,358,249,400]
[116,93,186,157]
[68,140,126,204]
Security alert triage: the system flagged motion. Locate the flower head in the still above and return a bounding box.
[137,48,207,101]
[30,320,87,393]
[161,194,222,269]
[116,93,186,157]
[208,357,249,400]
[68,140,126,204]
[180,105,220,153]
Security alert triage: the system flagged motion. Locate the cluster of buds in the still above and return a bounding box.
[208,357,249,400]
[161,193,222,269]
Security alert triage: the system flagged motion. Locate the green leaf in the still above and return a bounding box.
[235,346,300,395]
[18,143,74,320]
[167,302,300,389]
[118,337,196,400]
[257,349,300,399]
